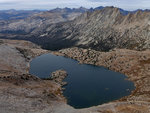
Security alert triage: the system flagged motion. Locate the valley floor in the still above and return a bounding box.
[0,39,150,113]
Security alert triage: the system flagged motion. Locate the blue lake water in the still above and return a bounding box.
[29,53,135,108]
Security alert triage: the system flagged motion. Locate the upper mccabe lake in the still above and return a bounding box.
[29,53,135,108]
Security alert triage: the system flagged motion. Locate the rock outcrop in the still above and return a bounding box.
[50,70,68,86]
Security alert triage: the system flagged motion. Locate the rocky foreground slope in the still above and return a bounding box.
[0,39,66,113]
[0,39,150,113]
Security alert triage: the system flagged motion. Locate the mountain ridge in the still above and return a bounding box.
[0,6,149,51]
[30,6,150,51]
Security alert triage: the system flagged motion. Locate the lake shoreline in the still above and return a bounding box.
[0,39,150,113]
[30,53,135,108]
[52,47,150,103]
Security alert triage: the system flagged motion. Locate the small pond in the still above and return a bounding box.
[29,53,135,108]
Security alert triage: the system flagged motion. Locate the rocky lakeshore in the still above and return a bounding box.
[48,70,68,87]
[54,47,150,112]
[56,48,150,102]
[0,39,150,113]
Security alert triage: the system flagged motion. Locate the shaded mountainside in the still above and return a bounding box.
[0,7,150,51]
[26,7,150,51]
[37,7,150,51]
[69,7,150,51]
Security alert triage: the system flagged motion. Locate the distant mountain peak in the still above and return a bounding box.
[49,7,88,13]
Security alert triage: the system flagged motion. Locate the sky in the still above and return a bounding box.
[0,0,150,11]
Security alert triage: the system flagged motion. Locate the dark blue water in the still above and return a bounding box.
[29,53,135,108]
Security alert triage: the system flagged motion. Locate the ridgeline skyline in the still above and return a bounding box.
[0,0,149,11]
